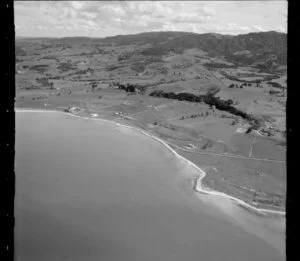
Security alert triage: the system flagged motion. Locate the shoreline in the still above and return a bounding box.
[15,107,286,216]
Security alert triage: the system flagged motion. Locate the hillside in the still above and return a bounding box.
[33,31,285,70]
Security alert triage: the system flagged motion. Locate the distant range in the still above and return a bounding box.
[16,31,287,70]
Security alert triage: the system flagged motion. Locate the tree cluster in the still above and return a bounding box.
[204,62,236,69]
[269,90,281,95]
[117,52,134,61]
[179,111,210,120]
[115,83,147,94]
[267,81,283,89]
[57,62,77,72]
[77,68,94,75]
[36,77,54,89]
[150,90,260,126]
[241,82,252,87]
[90,82,98,90]
[29,65,49,74]
[229,83,247,88]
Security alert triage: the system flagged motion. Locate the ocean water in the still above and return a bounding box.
[15,111,285,261]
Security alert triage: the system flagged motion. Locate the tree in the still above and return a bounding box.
[245,127,252,134]
[226,99,234,106]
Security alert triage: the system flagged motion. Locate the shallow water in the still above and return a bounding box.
[15,111,285,261]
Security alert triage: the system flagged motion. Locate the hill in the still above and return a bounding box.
[38,31,286,67]
[101,31,286,65]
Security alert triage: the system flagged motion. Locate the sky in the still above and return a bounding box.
[14,1,287,38]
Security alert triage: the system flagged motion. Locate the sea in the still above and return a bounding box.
[15,110,285,261]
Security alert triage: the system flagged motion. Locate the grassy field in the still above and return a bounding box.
[15,35,286,212]
[176,150,286,211]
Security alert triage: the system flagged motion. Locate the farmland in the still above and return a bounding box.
[15,31,286,212]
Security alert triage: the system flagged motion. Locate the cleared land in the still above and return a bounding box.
[15,32,286,213]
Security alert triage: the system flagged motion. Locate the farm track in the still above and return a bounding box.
[115,111,286,164]
[117,115,285,163]
[61,90,285,164]
[166,141,285,163]
[249,136,256,157]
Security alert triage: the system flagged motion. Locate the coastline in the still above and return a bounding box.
[15,107,286,217]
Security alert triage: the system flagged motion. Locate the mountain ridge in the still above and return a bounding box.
[16,30,287,41]
[16,31,287,66]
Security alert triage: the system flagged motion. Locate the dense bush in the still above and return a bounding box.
[57,62,77,72]
[267,81,283,89]
[117,52,134,61]
[106,65,124,71]
[130,62,146,73]
[77,68,94,74]
[149,90,260,125]
[269,90,281,95]
[204,62,236,69]
[36,77,54,89]
[116,83,147,94]
[29,65,49,74]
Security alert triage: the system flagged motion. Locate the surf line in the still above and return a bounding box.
[16,108,286,216]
